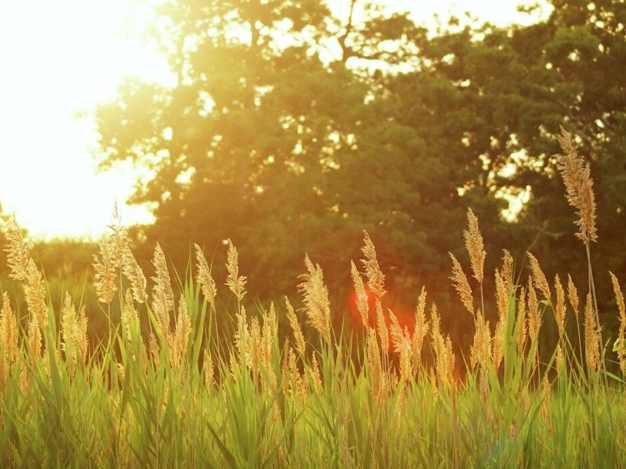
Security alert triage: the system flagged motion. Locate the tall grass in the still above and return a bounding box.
[1,128,626,466]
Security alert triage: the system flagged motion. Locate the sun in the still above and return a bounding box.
[0,0,163,240]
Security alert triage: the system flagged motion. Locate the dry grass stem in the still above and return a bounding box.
[449,253,474,315]
[122,243,148,304]
[554,275,566,337]
[350,260,370,328]
[298,255,332,346]
[567,274,580,318]
[360,231,386,300]
[556,127,598,244]
[94,235,119,305]
[194,244,217,310]
[375,300,389,355]
[610,272,626,373]
[527,253,551,303]
[464,208,486,284]
[0,293,18,387]
[412,287,429,371]
[152,243,175,334]
[470,311,491,370]
[285,297,306,357]
[584,293,600,373]
[225,239,247,302]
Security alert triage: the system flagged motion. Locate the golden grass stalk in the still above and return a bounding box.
[470,311,491,371]
[203,352,215,392]
[261,303,278,391]
[609,272,626,374]
[309,353,323,396]
[412,287,429,371]
[93,235,120,305]
[389,309,413,383]
[0,292,18,388]
[298,255,331,346]
[122,242,148,304]
[28,313,42,366]
[584,293,600,373]
[527,253,552,304]
[172,300,192,370]
[285,297,306,358]
[61,291,88,376]
[554,274,566,337]
[567,274,580,318]
[151,243,175,335]
[517,286,528,353]
[431,304,455,388]
[234,305,249,366]
[464,208,486,284]
[366,327,384,401]
[194,244,217,311]
[375,299,389,355]
[4,217,31,282]
[495,268,509,321]
[492,320,505,370]
[556,126,597,245]
[526,283,542,372]
[449,253,474,316]
[350,260,369,328]
[360,231,386,300]
[225,239,247,302]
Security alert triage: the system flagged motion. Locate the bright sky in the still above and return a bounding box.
[0,0,549,240]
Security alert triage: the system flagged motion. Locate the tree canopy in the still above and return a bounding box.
[92,0,626,320]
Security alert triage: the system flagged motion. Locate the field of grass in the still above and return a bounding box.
[1,129,626,467]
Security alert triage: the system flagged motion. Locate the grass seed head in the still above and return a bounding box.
[350,260,370,329]
[225,239,247,302]
[360,231,386,300]
[464,208,486,284]
[285,297,306,357]
[556,127,598,245]
[194,244,217,310]
[298,255,332,346]
[449,253,474,316]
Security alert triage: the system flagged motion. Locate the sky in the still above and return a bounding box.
[0,0,550,240]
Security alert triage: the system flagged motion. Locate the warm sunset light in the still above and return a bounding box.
[0,0,547,239]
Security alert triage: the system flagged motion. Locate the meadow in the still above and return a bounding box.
[1,128,625,467]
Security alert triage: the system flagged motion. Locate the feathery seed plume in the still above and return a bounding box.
[556,127,597,244]
[567,274,580,318]
[93,235,119,305]
[609,272,626,374]
[584,293,600,373]
[361,231,386,300]
[151,243,175,334]
[285,297,306,357]
[554,275,566,337]
[194,244,217,311]
[122,243,147,304]
[298,255,331,345]
[449,253,474,315]
[350,260,370,328]
[527,253,551,303]
[225,239,247,302]
[412,287,429,371]
[464,208,486,284]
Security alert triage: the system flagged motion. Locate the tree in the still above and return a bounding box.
[93,0,429,299]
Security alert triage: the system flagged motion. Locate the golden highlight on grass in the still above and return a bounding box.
[194,243,217,311]
[556,126,598,245]
[298,255,331,346]
[464,208,486,284]
[2,153,626,466]
[360,231,386,300]
[449,253,474,316]
[225,239,247,302]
